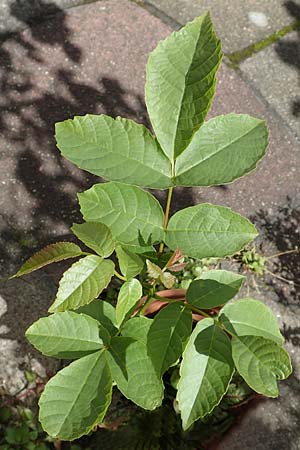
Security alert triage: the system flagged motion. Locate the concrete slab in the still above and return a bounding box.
[0,0,93,35]
[0,0,299,446]
[240,30,300,140]
[145,0,294,52]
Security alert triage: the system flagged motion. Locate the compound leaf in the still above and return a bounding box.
[26,312,109,359]
[177,318,234,430]
[55,115,171,189]
[175,114,268,186]
[232,335,292,397]
[165,204,257,259]
[147,303,192,376]
[116,279,143,327]
[39,351,112,440]
[12,242,83,278]
[49,256,114,313]
[146,13,222,160]
[219,298,284,344]
[71,222,115,257]
[186,270,244,309]
[79,182,164,246]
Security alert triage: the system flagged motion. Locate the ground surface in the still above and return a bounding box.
[0,0,299,449]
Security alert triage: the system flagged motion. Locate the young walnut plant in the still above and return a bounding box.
[13,13,292,441]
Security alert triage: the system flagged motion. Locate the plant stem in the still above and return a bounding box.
[266,248,299,259]
[114,270,127,282]
[153,294,212,318]
[265,269,300,287]
[159,161,175,254]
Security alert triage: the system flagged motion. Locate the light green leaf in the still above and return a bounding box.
[165,204,258,259]
[177,318,234,430]
[175,114,268,186]
[11,242,83,278]
[232,336,292,397]
[49,256,114,313]
[121,316,153,344]
[116,279,143,327]
[71,222,115,257]
[160,271,176,289]
[79,182,164,246]
[55,115,172,189]
[26,312,109,359]
[186,270,244,309]
[116,245,144,280]
[145,13,221,161]
[219,298,284,344]
[107,317,164,410]
[147,303,192,376]
[146,259,163,279]
[39,351,112,440]
[77,299,118,336]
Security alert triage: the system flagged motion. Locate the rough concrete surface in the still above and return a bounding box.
[241,30,300,140]
[146,0,294,52]
[0,0,93,35]
[0,0,299,447]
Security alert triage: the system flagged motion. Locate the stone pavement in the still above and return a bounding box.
[0,0,299,448]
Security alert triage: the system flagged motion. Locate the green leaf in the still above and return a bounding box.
[26,312,109,359]
[49,256,114,313]
[160,271,176,288]
[177,318,234,430]
[39,351,112,440]
[116,245,144,280]
[147,303,192,376]
[231,336,292,397]
[145,13,222,160]
[186,270,244,309]
[146,259,163,279]
[71,222,115,257]
[175,114,268,186]
[116,279,143,327]
[165,204,257,259]
[107,335,164,410]
[77,299,118,336]
[121,316,153,343]
[11,242,83,278]
[219,298,284,344]
[79,182,164,246]
[55,115,172,189]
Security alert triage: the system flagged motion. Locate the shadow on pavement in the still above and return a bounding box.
[0,0,174,272]
[275,1,300,117]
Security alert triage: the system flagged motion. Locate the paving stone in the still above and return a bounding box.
[0,0,299,446]
[145,0,294,52]
[0,0,93,35]
[240,30,300,140]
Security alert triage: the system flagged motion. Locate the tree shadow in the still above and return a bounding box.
[251,196,300,310]
[275,1,300,117]
[0,0,170,272]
